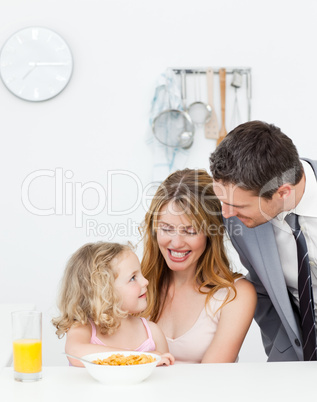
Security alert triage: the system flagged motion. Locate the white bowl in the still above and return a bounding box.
[81,351,161,385]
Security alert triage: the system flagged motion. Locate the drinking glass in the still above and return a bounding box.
[12,310,42,382]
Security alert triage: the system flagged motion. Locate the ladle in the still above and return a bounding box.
[205,68,218,139]
[187,70,212,125]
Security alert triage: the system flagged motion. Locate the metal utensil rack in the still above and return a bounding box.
[172,67,252,121]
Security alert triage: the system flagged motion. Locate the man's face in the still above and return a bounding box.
[213,181,283,228]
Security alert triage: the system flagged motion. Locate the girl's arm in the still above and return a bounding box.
[147,321,175,366]
[201,278,257,363]
[65,323,126,367]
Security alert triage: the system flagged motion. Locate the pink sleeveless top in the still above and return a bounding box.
[89,317,156,352]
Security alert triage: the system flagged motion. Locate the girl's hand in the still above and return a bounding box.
[156,352,175,366]
[147,321,175,366]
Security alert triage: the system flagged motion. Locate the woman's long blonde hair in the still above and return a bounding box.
[52,242,131,338]
[140,168,241,322]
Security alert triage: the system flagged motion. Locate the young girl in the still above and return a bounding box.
[52,242,174,367]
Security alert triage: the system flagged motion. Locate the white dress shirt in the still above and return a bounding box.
[272,160,317,322]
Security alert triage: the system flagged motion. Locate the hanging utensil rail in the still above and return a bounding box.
[172,67,252,121]
[172,67,251,75]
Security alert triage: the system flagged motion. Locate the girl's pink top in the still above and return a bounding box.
[89,317,156,352]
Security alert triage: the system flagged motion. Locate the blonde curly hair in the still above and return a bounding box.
[52,242,132,338]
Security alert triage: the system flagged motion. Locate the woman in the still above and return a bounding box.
[140,168,257,363]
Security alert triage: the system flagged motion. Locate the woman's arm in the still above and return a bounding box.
[65,323,126,367]
[147,321,175,366]
[201,278,257,363]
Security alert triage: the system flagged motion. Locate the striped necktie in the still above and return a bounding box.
[285,213,317,361]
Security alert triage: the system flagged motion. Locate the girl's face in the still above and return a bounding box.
[114,251,149,314]
[156,201,207,275]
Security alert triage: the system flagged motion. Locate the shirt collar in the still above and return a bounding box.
[294,160,317,218]
[274,160,317,221]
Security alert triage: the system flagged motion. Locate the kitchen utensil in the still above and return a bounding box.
[152,70,194,149]
[204,68,219,139]
[230,70,243,130]
[80,351,161,385]
[64,352,96,365]
[246,70,252,120]
[188,71,212,125]
[216,68,227,146]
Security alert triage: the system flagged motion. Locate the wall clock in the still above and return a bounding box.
[0,27,73,101]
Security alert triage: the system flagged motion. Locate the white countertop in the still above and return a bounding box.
[1,362,316,402]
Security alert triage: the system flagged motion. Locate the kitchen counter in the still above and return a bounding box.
[1,361,316,402]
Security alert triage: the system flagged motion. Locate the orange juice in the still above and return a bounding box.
[13,339,42,373]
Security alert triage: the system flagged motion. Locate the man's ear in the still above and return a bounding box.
[276,183,293,200]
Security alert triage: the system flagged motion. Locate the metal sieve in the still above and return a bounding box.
[152,70,194,149]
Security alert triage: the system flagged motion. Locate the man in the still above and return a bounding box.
[209,120,317,361]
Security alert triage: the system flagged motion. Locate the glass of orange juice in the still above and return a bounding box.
[12,311,42,382]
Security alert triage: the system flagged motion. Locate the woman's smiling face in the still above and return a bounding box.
[156,201,207,275]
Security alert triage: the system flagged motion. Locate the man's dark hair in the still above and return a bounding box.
[209,120,303,199]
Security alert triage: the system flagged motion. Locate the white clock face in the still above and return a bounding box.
[0,27,73,101]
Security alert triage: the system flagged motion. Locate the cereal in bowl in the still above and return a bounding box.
[92,353,155,366]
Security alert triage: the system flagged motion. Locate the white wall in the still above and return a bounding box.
[1,0,316,365]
